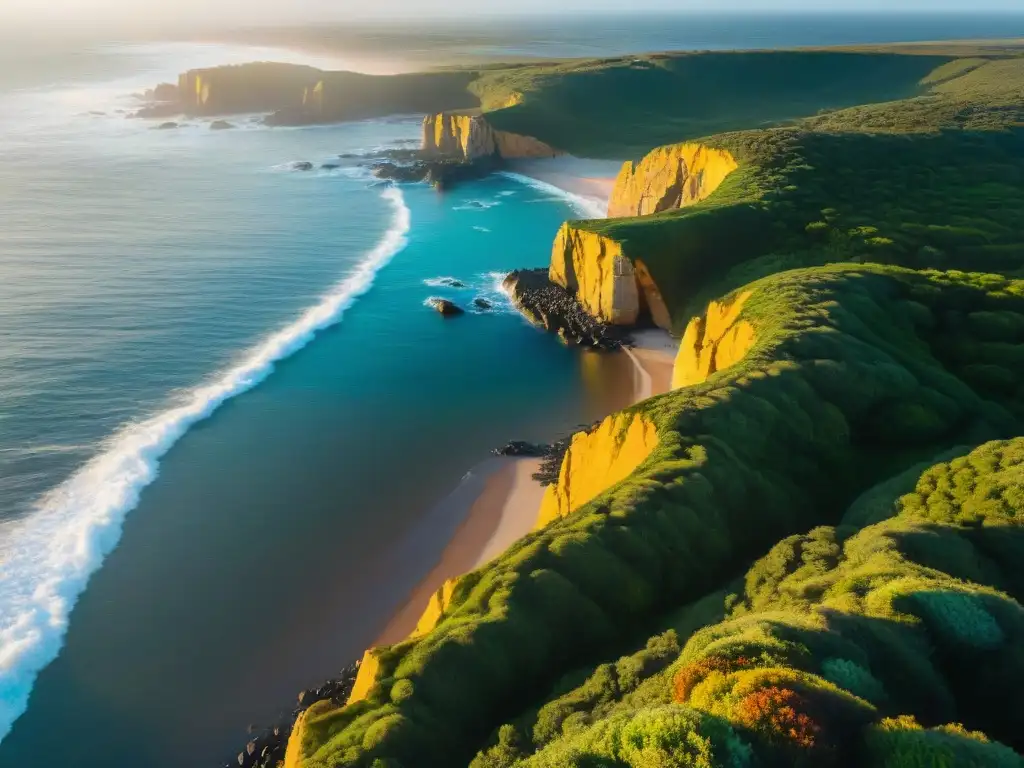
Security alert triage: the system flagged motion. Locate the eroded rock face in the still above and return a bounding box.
[422,112,560,160]
[608,142,738,218]
[673,291,756,388]
[536,412,659,528]
[549,224,640,326]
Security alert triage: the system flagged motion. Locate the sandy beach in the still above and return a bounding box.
[507,156,623,217]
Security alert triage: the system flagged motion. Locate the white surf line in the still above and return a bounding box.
[498,171,608,219]
[0,185,411,744]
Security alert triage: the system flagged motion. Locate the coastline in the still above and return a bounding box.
[364,162,678,654]
[374,333,678,652]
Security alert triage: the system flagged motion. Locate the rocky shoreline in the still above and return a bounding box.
[222,661,359,768]
[371,154,501,191]
[502,269,630,350]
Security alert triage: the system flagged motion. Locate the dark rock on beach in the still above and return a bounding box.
[493,440,547,457]
[292,161,314,171]
[225,661,360,768]
[427,298,465,317]
[492,424,600,486]
[503,269,629,350]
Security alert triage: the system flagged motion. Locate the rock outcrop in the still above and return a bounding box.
[607,142,738,218]
[503,269,629,349]
[672,291,756,388]
[422,112,561,160]
[536,412,659,528]
[549,223,670,329]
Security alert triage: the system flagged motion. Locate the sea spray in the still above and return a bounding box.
[0,186,411,744]
[499,171,607,219]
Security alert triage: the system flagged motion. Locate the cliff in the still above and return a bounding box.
[168,64,479,123]
[422,112,561,160]
[547,224,676,329]
[607,143,738,218]
[536,412,659,528]
[672,290,755,388]
[177,63,320,116]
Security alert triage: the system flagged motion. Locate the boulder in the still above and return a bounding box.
[155,122,179,130]
[292,161,314,171]
[427,298,465,317]
[210,120,235,130]
[473,297,493,310]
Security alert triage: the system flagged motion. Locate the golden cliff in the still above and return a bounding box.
[536,412,659,528]
[548,225,673,329]
[672,291,756,389]
[422,112,561,160]
[608,143,738,218]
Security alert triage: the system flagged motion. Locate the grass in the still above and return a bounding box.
[473,50,955,158]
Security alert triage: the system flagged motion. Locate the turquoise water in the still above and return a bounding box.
[0,44,618,766]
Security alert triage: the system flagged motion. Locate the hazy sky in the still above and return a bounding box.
[3,0,1022,26]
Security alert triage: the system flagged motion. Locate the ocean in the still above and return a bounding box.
[1,13,1024,767]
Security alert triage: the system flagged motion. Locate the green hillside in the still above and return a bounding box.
[289,264,1024,767]
[474,50,953,158]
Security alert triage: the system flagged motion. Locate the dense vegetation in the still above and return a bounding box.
[285,41,1024,768]
[291,265,1024,767]
[475,437,1024,767]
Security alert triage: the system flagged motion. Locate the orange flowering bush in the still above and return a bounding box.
[733,685,821,750]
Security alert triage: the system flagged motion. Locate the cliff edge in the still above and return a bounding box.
[422,111,561,160]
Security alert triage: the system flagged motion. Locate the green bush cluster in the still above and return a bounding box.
[472,439,1024,767]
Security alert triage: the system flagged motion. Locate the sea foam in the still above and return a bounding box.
[499,171,607,219]
[0,186,411,743]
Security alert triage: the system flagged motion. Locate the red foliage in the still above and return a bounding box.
[734,686,821,749]
[672,655,752,703]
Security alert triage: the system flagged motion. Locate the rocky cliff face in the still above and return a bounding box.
[548,225,673,328]
[549,224,639,325]
[422,112,561,160]
[536,412,659,528]
[672,291,755,388]
[607,142,738,218]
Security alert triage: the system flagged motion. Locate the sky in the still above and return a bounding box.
[2,0,1022,26]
